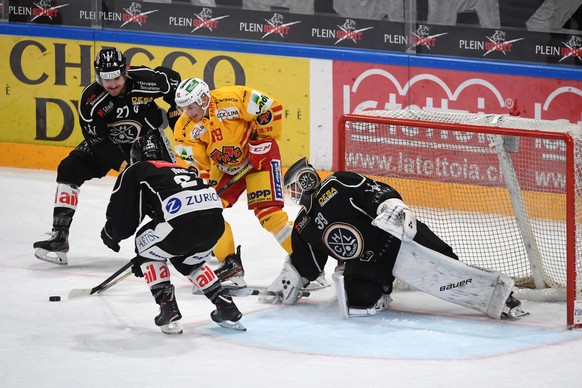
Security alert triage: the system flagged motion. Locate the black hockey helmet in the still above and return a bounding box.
[284,157,321,204]
[131,134,162,163]
[94,48,128,85]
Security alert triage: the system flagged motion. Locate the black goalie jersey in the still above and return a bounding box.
[290,171,458,283]
[290,171,404,282]
[105,160,223,241]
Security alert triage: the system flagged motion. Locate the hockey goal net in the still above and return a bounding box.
[337,109,582,328]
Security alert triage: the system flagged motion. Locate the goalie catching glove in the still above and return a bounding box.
[248,138,279,171]
[372,198,417,242]
[259,255,305,305]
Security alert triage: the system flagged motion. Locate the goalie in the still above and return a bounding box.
[260,157,528,320]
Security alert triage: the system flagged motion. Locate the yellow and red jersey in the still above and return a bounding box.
[173,85,283,176]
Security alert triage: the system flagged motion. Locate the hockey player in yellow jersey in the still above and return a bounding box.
[173,78,309,289]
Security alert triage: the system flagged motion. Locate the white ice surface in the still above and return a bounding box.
[1,167,582,388]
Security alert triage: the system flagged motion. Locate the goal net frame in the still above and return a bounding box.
[337,109,581,328]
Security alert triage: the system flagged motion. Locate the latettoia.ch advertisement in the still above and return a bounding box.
[0,35,310,169]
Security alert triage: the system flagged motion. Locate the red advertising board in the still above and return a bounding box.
[333,61,582,192]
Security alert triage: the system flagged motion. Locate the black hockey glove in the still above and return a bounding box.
[100,222,120,252]
[167,107,180,130]
[130,256,145,278]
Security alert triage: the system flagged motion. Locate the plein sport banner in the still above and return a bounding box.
[0,35,311,166]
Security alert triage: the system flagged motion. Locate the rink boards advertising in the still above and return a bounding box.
[0,34,310,169]
[0,0,581,184]
[4,0,582,66]
[333,60,582,196]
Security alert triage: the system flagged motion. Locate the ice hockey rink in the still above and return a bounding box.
[2,166,582,388]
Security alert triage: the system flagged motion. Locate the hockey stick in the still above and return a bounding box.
[96,271,133,293]
[68,261,133,299]
[216,163,253,196]
[228,287,311,298]
[158,126,177,164]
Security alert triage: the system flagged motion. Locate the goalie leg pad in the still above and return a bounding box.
[393,241,515,318]
[332,266,393,318]
[332,266,349,318]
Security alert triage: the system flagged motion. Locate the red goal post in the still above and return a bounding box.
[337,109,582,328]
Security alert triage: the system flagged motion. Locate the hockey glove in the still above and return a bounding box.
[166,107,181,130]
[130,256,145,278]
[372,198,417,242]
[100,222,121,252]
[259,255,304,305]
[248,138,280,171]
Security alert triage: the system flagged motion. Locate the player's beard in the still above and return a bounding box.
[106,82,126,97]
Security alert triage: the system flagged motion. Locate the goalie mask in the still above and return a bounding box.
[284,157,321,204]
[94,48,128,85]
[131,134,162,163]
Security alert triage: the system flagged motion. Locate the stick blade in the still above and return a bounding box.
[68,288,93,299]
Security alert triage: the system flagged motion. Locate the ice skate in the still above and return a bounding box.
[211,289,245,331]
[501,292,529,319]
[215,245,247,289]
[33,229,69,265]
[154,284,183,335]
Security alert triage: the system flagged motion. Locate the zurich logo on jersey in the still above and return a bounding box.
[166,198,182,214]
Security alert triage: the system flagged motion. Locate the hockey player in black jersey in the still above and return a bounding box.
[34,47,181,265]
[99,134,244,334]
[260,157,528,320]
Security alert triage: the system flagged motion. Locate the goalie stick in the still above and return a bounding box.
[193,285,311,298]
[68,261,133,299]
[230,287,311,298]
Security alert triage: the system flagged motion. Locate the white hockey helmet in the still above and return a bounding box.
[175,78,210,112]
[284,157,321,204]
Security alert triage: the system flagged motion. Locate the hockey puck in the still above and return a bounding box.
[49,296,61,302]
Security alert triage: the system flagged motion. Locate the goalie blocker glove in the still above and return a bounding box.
[372,198,417,242]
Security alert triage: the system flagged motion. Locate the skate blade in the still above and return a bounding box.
[34,249,68,265]
[217,319,247,331]
[160,321,183,335]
